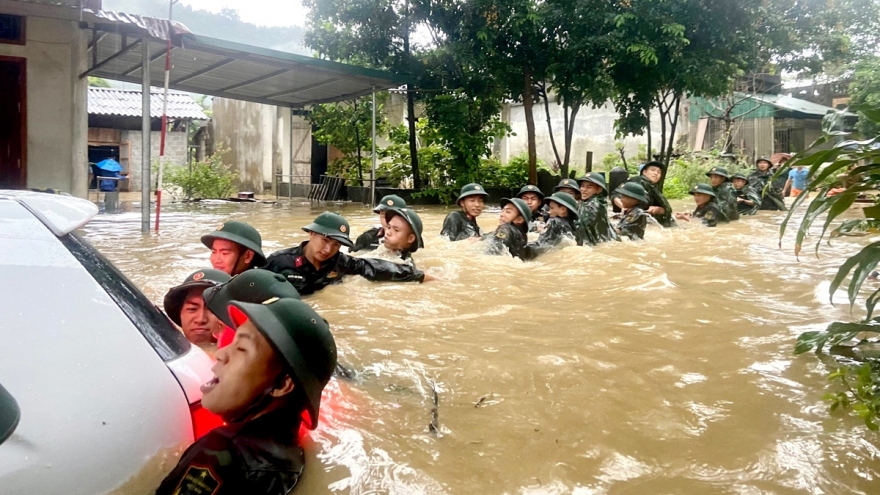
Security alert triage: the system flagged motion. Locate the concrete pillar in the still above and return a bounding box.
[69,22,88,198]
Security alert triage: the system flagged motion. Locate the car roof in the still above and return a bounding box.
[0,190,98,236]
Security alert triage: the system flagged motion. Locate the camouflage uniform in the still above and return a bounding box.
[625,162,675,227]
[748,158,786,210]
[483,198,531,260]
[575,172,619,245]
[525,192,581,259]
[612,182,650,240]
[732,173,761,216]
[689,183,728,227]
[706,167,740,221]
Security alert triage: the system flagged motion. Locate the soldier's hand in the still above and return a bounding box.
[422,273,441,282]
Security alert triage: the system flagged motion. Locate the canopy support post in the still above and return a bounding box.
[141,37,151,233]
[371,87,377,207]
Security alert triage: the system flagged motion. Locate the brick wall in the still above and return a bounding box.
[124,130,188,191]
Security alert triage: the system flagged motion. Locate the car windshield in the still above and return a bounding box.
[62,232,190,362]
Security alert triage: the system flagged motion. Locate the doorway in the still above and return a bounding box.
[0,57,25,189]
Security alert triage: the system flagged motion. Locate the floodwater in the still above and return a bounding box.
[82,200,880,494]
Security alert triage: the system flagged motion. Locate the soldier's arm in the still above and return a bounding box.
[336,253,426,283]
[156,432,242,495]
[351,228,378,252]
[440,213,466,241]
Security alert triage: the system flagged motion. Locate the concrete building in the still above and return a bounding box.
[0,0,95,196]
[87,87,206,191]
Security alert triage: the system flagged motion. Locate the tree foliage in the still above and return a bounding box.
[781,104,880,430]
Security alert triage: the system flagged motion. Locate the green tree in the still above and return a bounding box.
[781,105,880,431]
[849,57,880,138]
[308,95,388,185]
[304,0,424,189]
[88,76,112,88]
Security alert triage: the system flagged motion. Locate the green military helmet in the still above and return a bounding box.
[203,269,301,329]
[516,184,545,201]
[228,298,337,430]
[302,212,354,248]
[385,207,424,252]
[640,161,665,175]
[544,192,580,220]
[689,183,717,197]
[500,197,532,223]
[201,221,266,267]
[163,269,232,327]
[705,166,731,180]
[554,178,581,193]
[456,183,489,204]
[373,194,406,214]
[755,157,773,168]
[576,172,608,195]
[731,173,748,182]
[614,182,649,205]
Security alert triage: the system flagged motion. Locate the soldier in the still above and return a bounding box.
[352,194,406,252]
[706,166,740,221]
[163,269,232,350]
[383,207,424,260]
[576,172,618,245]
[202,269,301,349]
[156,297,336,495]
[748,157,785,210]
[483,198,531,260]
[675,183,728,227]
[526,192,581,259]
[732,172,761,216]
[615,161,675,227]
[264,212,432,295]
[516,184,546,229]
[441,183,488,241]
[202,221,267,276]
[612,182,650,241]
[554,178,581,201]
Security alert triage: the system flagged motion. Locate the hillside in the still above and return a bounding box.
[102,0,310,55]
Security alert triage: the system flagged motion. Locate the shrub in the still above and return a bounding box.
[662,151,751,199]
[163,149,238,199]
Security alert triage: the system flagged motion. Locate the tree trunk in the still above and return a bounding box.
[403,1,420,190]
[563,101,581,174]
[523,69,538,184]
[542,82,563,169]
[645,107,652,163]
[354,101,363,182]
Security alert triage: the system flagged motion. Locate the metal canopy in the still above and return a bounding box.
[83,14,407,108]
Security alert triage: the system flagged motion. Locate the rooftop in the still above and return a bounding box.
[88,87,208,119]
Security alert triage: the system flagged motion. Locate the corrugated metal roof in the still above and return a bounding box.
[81,10,408,108]
[88,87,208,119]
[747,93,846,117]
[690,93,855,122]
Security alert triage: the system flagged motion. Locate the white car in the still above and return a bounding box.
[0,191,216,494]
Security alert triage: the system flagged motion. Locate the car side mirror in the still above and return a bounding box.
[0,382,21,446]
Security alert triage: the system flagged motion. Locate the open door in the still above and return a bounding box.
[0,57,26,189]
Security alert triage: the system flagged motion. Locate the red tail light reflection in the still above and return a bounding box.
[190,401,225,439]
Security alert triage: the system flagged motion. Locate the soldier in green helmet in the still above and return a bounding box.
[352,194,407,252]
[706,166,740,221]
[612,182,650,240]
[441,183,488,241]
[202,221,267,276]
[516,184,546,230]
[483,197,531,260]
[526,192,582,259]
[382,207,424,261]
[156,296,336,495]
[748,157,786,210]
[675,183,728,227]
[264,212,431,295]
[731,172,761,216]
[615,161,675,228]
[554,178,581,202]
[202,269,301,349]
[163,269,232,351]
[576,172,619,245]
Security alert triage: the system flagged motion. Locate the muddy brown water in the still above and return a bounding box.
[82,200,880,494]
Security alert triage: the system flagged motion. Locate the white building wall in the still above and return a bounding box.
[0,15,88,196]
[501,99,688,171]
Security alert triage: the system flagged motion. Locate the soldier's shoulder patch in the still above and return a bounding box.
[495,229,508,239]
[705,210,716,220]
[625,213,636,223]
[172,464,221,495]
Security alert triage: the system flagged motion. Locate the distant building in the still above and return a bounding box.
[87,87,207,191]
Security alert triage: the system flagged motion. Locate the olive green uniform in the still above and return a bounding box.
[735,185,762,216]
[626,175,675,227]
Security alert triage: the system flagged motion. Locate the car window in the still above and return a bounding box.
[61,233,190,362]
[0,382,20,446]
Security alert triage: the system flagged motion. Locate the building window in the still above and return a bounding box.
[0,15,24,45]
